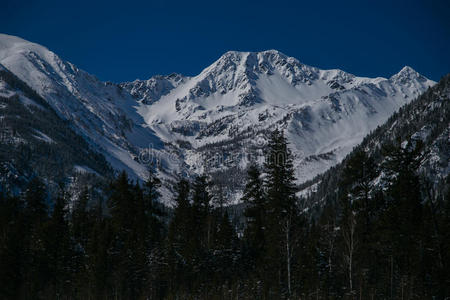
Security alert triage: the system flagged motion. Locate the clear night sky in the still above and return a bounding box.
[1,0,449,82]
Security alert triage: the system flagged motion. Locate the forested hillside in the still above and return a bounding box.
[0,74,448,299]
[0,65,113,196]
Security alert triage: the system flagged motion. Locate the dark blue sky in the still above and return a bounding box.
[2,0,449,82]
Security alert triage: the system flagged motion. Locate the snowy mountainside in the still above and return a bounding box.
[0,63,112,194]
[128,50,434,202]
[120,73,188,104]
[0,34,166,181]
[301,74,449,209]
[0,33,435,204]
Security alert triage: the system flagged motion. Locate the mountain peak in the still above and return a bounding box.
[390,65,431,85]
[393,66,418,78]
[221,49,286,56]
[0,33,51,60]
[0,33,30,49]
[215,49,291,65]
[0,33,437,204]
[398,65,419,76]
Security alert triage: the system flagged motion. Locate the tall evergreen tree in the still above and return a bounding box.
[142,172,165,247]
[263,129,299,297]
[0,193,26,298]
[72,187,90,247]
[191,175,212,250]
[242,163,266,261]
[380,142,424,298]
[23,177,48,224]
[107,171,146,298]
[21,177,51,298]
[168,178,191,257]
[340,149,379,295]
[166,178,192,293]
[45,192,73,296]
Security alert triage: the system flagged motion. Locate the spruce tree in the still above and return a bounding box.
[143,172,164,247]
[72,187,90,247]
[340,149,379,294]
[168,178,191,256]
[263,129,298,297]
[21,177,50,298]
[166,178,193,294]
[46,193,73,296]
[23,177,48,224]
[107,171,145,298]
[380,142,424,298]
[191,175,212,250]
[0,193,26,298]
[242,163,266,260]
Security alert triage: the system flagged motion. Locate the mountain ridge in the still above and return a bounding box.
[0,33,436,204]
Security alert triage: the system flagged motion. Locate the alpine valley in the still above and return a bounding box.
[0,33,436,204]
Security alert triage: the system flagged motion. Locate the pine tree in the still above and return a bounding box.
[108,171,135,233]
[86,202,113,299]
[263,129,298,297]
[242,163,266,261]
[380,141,424,298]
[339,194,357,296]
[341,149,378,234]
[23,177,48,224]
[340,149,379,296]
[45,192,73,296]
[168,178,191,257]
[264,129,298,218]
[191,175,212,250]
[107,171,145,298]
[166,178,192,293]
[143,172,164,247]
[21,177,51,298]
[0,193,26,298]
[72,187,90,247]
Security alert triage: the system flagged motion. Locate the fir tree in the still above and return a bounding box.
[168,178,191,257]
[72,187,90,247]
[45,192,73,296]
[191,175,212,250]
[242,163,266,262]
[263,129,299,297]
[21,177,51,298]
[0,193,26,298]
[380,141,425,298]
[166,178,192,293]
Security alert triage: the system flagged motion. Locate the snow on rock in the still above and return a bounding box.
[0,33,436,205]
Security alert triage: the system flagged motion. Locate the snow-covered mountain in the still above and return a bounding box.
[0,61,113,196]
[0,33,435,204]
[301,73,450,210]
[0,34,165,180]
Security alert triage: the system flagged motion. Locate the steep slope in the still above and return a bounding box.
[120,73,188,105]
[0,33,435,204]
[301,74,449,209]
[128,50,434,202]
[0,33,166,181]
[0,63,113,194]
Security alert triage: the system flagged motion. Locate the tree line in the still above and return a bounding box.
[1,129,449,299]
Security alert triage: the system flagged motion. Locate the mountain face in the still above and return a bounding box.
[0,34,435,204]
[301,74,450,212]
[0,63,112,195]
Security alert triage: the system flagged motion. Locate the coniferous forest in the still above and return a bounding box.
[1,0,450,297]
[1,126,449,299]
[1,75,450,299]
